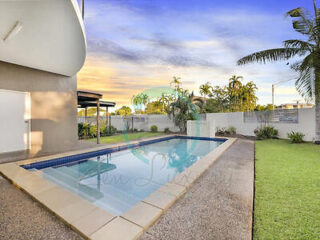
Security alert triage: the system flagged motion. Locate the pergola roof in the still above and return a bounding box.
[77,90,116,145]
[77,91,116,108]
[78,101,116,108]
[78,90,102,101]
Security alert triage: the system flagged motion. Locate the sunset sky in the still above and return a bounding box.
[77,0,313,109]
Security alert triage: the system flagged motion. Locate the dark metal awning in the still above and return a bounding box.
[78,90,102,101]
[78,101,116,108]
[77,91,116,108]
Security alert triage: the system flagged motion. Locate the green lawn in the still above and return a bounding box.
[255,139,320,240]
[90,132,165,144]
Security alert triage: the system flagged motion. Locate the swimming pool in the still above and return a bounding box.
[22,136,225,215]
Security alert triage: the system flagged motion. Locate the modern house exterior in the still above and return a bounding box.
[0,0,86,156]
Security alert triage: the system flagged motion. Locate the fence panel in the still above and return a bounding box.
[244,109,299,124]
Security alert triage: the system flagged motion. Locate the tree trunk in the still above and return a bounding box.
[315,93,320,144]
[315,63,320,144]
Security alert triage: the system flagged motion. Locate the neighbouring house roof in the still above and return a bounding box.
[276,103,314,109]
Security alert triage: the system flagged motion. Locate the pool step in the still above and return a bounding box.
[58,166,84,179]
[42,168,104,202]
[41,167,141,215]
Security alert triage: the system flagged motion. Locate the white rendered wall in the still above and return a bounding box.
[107,115,180,132]
[187,120,215,138]
[80,109,315,141]
[0,89,30,153]
[207,108,316,141]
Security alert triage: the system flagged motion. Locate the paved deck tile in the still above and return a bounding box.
[90,217,143,240]
[121,201,163,229]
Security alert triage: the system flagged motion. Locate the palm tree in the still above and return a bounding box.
[141,93,149,106]
[170,76,182,99]
[167,92,203,132]
[170,76,182,90]
[189,92,205,113]
[228,75,243,111]
[229,75,243,91]
[132,93,149,110]
[237,1,320,143]
[242,81,258,111]
[132,94,140,106]
[159,93,167,111]
[199,82,213,98]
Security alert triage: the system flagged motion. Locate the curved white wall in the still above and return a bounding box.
[0,0,86,76]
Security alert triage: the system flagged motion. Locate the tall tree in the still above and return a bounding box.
[167,92,203,132]
[170,76,182,90]
[145,101,165,114]
[228,75,244,111]
[132,93,149,110]
[115,106,132,116]
[199,82,213,98]
[205,86,229,113]
[237,1,320,144]
[242,81,258,111]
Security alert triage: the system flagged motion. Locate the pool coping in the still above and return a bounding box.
[0,134,237,240]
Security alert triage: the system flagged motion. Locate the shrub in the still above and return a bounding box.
[78,123,90,139]
[150,125,158,133]
[78,123,85,138]
[227,126,236,135]
[254,126,278,140]
[164,128,170,134]
[216,127,226,135]
[216,126,236,136]
[288,131,305,143]
[89,125,97,138]
[102,126,117,136]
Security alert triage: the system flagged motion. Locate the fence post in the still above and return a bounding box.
[132,116,134,133]
[97,100,100,144]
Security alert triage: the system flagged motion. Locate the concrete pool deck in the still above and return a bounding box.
[0,175,85,240]
[0,136,253,240]
[140,138,254,240]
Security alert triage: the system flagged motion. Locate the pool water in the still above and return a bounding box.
[38,138,222,215]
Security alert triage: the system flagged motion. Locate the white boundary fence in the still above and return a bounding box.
[109,115,181,132]
[78,114,180,132]
[78,109,316,141]
[207,108,315,141]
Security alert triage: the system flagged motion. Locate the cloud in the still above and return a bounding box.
[79,0,306,107]
[87,39,143,62]
[87,37,222,68]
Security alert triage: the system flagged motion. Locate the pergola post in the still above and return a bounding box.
[97,99,100,144]
[84,106,88,124]
[105,106,108,129]
[132,116,134,133]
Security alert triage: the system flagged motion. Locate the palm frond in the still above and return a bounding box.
[287,7,314,35]
[287,8,303,18]
[295,66,314,99]
[283,40,314,52]
[299,53,314,72]
[292,19,313,35]
[290,61,302,71]
[237,48,304,65]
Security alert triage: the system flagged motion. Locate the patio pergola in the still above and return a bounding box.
[77,91,116,144]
